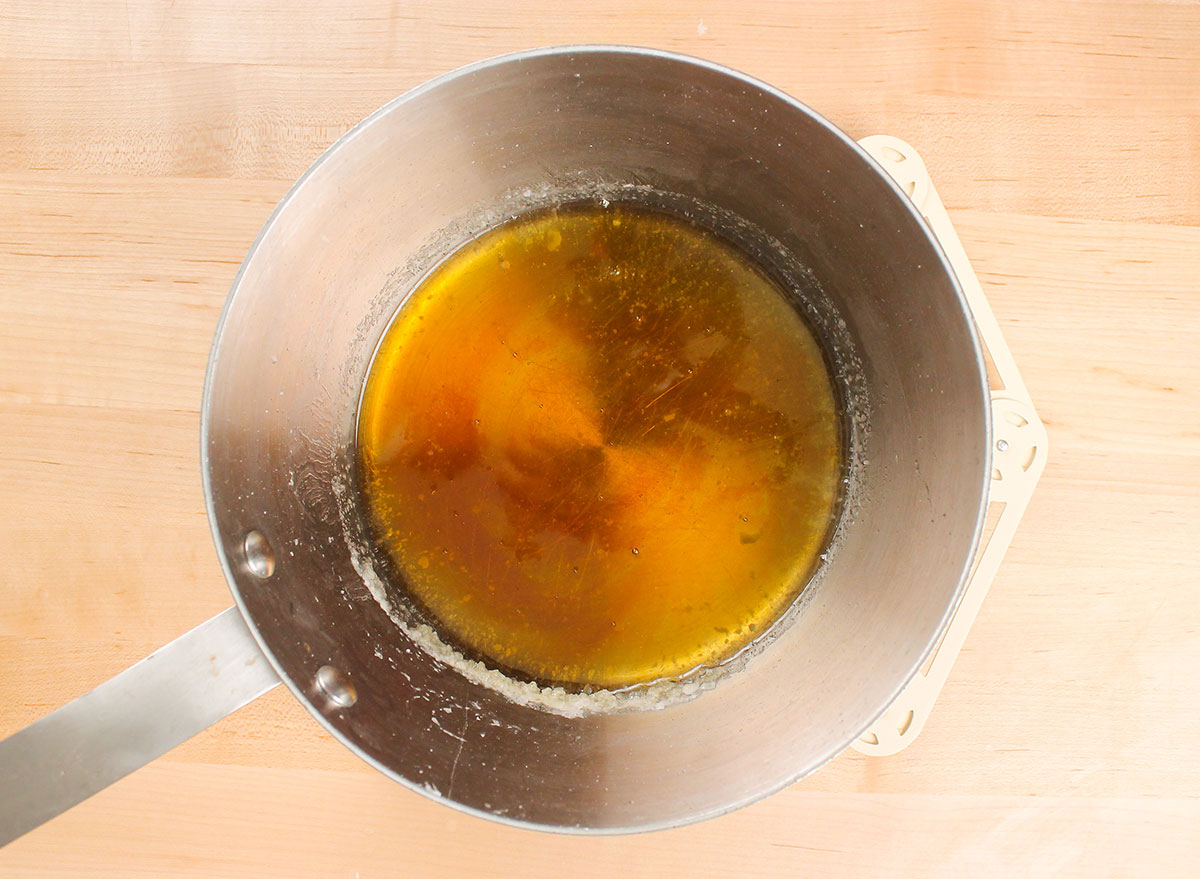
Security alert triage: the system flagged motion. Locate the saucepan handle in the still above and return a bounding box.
[0,606,280,846]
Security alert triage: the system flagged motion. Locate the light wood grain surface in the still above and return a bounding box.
[2,2,1198,876]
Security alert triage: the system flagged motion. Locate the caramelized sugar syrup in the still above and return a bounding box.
[357,203,843,689]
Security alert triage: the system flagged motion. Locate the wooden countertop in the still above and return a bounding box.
[2,2,1198,876]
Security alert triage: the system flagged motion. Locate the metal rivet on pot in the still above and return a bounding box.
[315,665,357,709]
[996,439,1009,452]
[243,530,275,579]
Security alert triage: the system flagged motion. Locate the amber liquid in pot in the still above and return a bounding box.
[357,203,843,689]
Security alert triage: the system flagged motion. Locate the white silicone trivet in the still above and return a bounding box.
[851,136,1048,756]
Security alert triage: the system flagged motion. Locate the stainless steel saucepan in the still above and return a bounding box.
[0,46,990,843]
